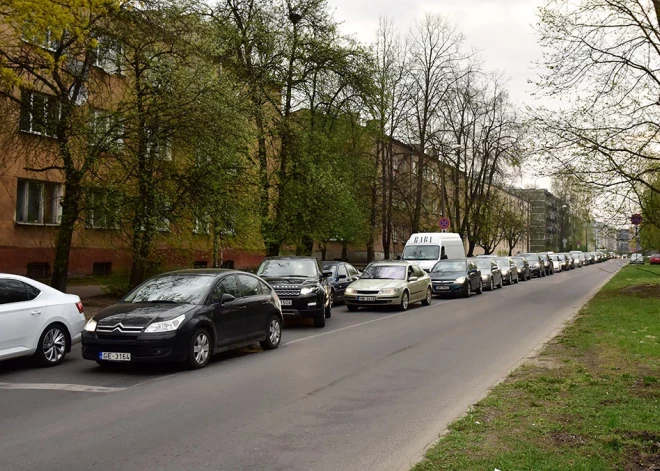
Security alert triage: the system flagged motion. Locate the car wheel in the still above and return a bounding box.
[399,291,410,311]
[347,304,359,312]
[314,312,326,328]
[476,279,483,294]
[422,286,432,306]
[187,328,211,370]
[497,277,503,289]
[489,278,495,291]
[464,283,471,298]
[260,315,282,350]
[34,324,68,367]
[325,294,332,319]
[514,274,519,284]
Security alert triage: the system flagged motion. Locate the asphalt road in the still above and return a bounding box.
[0,260,623,471]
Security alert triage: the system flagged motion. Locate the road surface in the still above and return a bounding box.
[0,260,623,471]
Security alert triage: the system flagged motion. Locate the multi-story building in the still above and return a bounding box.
[513,188,561,252]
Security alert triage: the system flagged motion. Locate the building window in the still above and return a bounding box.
[16,179,63,224]
[193,214,210,235]
[89,109,124,150]
[86,188,119,229]
[93,36,122,74]
[26,262,50,279]
[92,262,112,276]
[22,28,60,51]
[194,261,208,269]
[19,90,61,137]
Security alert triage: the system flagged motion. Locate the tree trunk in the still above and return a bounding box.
[320,243,327,260]
[466,240,476,257]
[341,241,348,262]
[50,171,82,292]
[367,242,374,263]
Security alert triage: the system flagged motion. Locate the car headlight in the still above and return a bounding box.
[379,288,398,295]
[300,286,318,295]
[345,288,356,295]
[455,277,466,283]
[532,263,539,268]
[502,270,509,275]
[84,318,97,332]
[144,314,186,333]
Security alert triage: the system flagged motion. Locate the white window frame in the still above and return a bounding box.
[15,179,63,225]
[93,36,123,75]
[20,90,61,137]
[86,189,119,230]
[193,214,211,235]
[22,28,60,52]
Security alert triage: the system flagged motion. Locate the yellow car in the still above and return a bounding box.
[344,261,432,311]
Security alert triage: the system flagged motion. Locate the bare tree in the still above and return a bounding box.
[406,13,463,233]
[534,0,660,227]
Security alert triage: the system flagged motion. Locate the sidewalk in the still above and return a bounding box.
[65,285,104,299]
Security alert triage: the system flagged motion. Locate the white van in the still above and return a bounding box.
[402,233,466,271]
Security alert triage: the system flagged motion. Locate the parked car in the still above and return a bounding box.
[0,274,86,366]
[402,232,466,271]
[557,254,570,271]
[512,257,531,281]
[494,257,519,285]
[257,257,332,328]
[344,261,432,311]
[538,253,554,275]
[570,251,585,268]
[549,254,563,272]
[429,259,482,298]
[561,253,576,270]
[322,261,361,305]
[630,253,645,265]
[520,253,545,278]
[650,254,660,265]
[82,270,283,369]
[473,257,503,291]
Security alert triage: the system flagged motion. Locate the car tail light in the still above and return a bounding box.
[76,301,84,314]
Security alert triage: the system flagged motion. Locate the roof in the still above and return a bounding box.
[263,256,318,261]
[369,260,412,266]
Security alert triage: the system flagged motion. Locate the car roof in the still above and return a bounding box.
[0,273,70,296]
[322,261,341,265]
[263,256,317,260]
[165,269,240,276]
[369,260,412,266]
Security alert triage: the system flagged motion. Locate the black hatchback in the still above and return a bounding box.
[82,270,283,369]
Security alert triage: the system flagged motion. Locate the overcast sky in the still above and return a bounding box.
[329,0,551,189]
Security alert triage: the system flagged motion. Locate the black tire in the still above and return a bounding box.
[347,304,359,312]
[187,328,211,370]
[34,324,68,367]
[314,312,326,328]
[497,277,504,289]
[513,274,519,284]
[506,275,511,285]
[476,279,483,294]
[399,291,410,311]
[464,282,471,298]
[422,286,432,306]
[488,277,495,291]
[260,315,282,350]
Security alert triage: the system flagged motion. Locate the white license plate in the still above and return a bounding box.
[358,296,377,301]
[435,286,450,291]
[281,300,293,306]
[99,352,131,361]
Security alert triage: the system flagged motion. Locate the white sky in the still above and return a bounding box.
[329,0,551,189]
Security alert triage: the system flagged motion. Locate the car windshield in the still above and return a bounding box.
[494,258,510,268]
[551,255,560,261]
[402,245,440,261]
[513,259,525,267]
[257,259,318,278]
[323,264,337,275]
[523,254,538,262]
[360,265,406,280]
[124,275,215,304]
[474,259,492,270]
[430,260,466,274]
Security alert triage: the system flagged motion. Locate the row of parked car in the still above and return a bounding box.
[0,236,615,370]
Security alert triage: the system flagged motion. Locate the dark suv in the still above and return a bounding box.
[257,257,332,328]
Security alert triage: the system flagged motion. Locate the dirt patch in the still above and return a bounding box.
[548,432,588,447]
[625,451,660,470]
[619,284,660,298]
[525,357,563,370]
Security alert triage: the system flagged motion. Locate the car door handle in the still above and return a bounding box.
[238,306,247,310]
[31,310,42,315]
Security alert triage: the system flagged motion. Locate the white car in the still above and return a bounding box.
[0,274,86,366]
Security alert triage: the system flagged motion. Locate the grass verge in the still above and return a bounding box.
[413,264,660,471]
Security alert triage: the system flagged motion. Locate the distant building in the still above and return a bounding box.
[617,229,631,253]
[512,189,561,252]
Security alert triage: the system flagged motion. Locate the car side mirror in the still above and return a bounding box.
[441,254,448,260]
[322,270,333,278]
[338,274,346,280]
[396,255,402,260]
[408,276,418,282]
[220,293,235,304]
